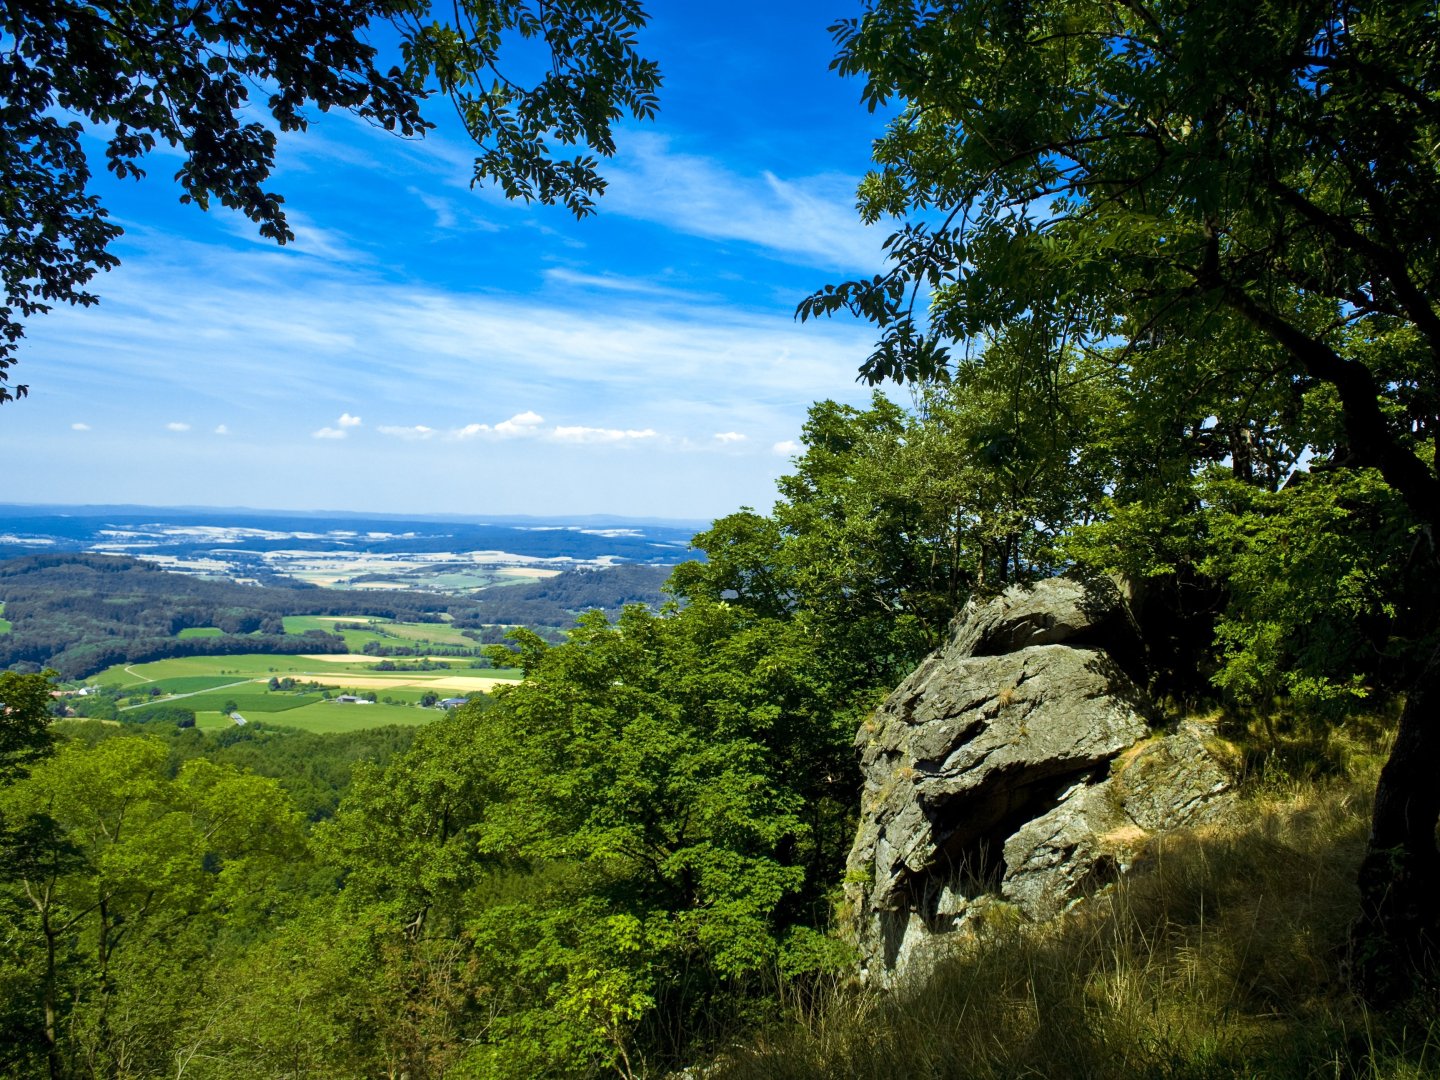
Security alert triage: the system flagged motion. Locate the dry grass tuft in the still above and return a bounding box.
[714,727,1440,1080]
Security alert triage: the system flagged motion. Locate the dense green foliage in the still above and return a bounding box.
[4,0,1440,1072]
[314,602,865,1076]
[806,0,1440,997]
[672,336,1118,686]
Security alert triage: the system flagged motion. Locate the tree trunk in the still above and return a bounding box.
[44,914,59,1080]
[1350,643,1440,1002]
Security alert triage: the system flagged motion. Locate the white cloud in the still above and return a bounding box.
[543,268,699,299]
[222,207,368,265]
[29,236,872,423]
[386,412,659,445]
[713,431,746,444]
[377,424,436,440]
[772,440,800,455]
[70,422,90,431]
[312,426,347,440]
[406,186,503,234]
[214,424,229,435]
[494,410,544,436]
[166,421,191,432]
[409,186,457,230]
[603,134,883,272]
[552,426,658,444]
[448,411,546,440]
[338,412,362,428]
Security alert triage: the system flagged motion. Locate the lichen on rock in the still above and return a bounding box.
[843,576,1237,986]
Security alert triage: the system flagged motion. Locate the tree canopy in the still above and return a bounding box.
[803,0,1439,521]
[805,0,1440,995]
[0,0,660,401]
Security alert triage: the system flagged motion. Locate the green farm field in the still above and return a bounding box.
[94,654,522,688]
[125,674,252,695]
[176,626,224,638]
[132,691,324,717]
[194,700,436,734]
[94,652,520,732]
[281,615,479,651]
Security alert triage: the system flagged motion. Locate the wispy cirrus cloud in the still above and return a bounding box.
[166,421,191,432]
[71,422,90,431]
[542,267,701,300]
[602,134,882,272]
[713,431,746,444]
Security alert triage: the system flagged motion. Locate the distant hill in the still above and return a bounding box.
[450,564,676,633]
[0,504,700,561]
[0,555,676,679]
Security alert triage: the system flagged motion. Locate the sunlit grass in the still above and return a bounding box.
[717,719,1440,1080]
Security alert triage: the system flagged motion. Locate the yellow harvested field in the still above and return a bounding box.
[428,676,522,692]
[292,675,424,689]
[301,653,389,662]
[497,567,564,578]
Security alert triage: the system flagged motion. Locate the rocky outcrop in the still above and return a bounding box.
[946,575,1142,663]
[844,576,1236,986]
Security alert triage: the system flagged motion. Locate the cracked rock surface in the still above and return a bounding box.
[843,577,1236,986]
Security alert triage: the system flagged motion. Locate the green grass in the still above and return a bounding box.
[716,726,1439,1080]
[373,687,428,704]
[146,675,255,695]
[137,691,323,716]
[0,600,10,636]
[176,626,224,638]
[282,615,479,649]
[195,700,434,734]
[94,654,522,691]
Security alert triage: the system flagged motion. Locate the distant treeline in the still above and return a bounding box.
[0,554,676,678]
[17,632,348,681]
[449,563,675,628]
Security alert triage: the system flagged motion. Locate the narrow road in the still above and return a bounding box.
[119,678,258,711]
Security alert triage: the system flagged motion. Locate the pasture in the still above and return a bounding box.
[281,614,481,652]
[95,653,522,687]
[134,691,324,717]
[193,699,439,734]
[128,674,252,695]
[93,651,520,733]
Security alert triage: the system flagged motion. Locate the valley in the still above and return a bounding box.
[0,505,694,732]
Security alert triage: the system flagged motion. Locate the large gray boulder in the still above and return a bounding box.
[843,577,1235,986]
[947,575,1142,662]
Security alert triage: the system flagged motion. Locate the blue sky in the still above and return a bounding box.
[2,3,898,522]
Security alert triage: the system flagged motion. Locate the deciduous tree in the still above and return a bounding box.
[805,0,1440,995]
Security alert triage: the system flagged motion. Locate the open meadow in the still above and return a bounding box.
[280,614,480,650]
[91,650,522,733]
[191,699,434,733]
